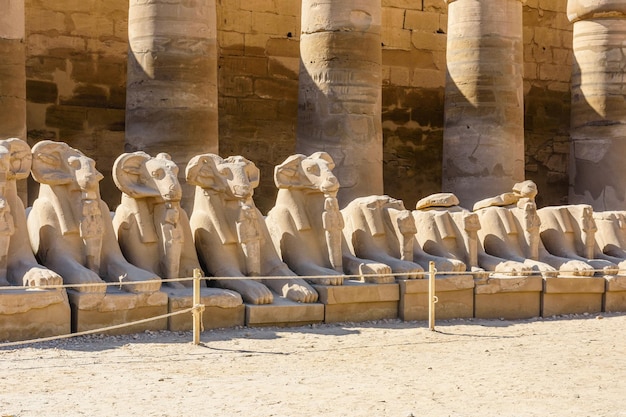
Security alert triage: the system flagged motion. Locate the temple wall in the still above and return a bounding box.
[22,0,573,212]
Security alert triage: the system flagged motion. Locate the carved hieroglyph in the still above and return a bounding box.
[126,0,219,209]
[414,193,532,277]
[0,138,62,287]
[27,141,162,293]
[186,154,318,304]
[567,0,626,210]
[473,181,596,277]
[0,0,26,141]
[442,0,525,208]
[342,195,423,280]
[297,0,383,207]
[112,152,205,287]
[538,204,620,275]
[266,152,393,285]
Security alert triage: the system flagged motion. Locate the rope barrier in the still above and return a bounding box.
[0,268,620,292]
[0,264,621,347]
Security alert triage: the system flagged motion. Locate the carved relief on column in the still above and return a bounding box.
[442,0,526,209]
[297,0,383,207]
[126,0,219,209]
[0,0,26,140]
[567,0,626,210]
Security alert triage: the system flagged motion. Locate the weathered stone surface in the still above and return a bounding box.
[442,0,525,209]
[567,0,626,210]
[297,0,383,207]
[0,289,70,341]
[245,296,324,327]
[542,276,605,316]
[126,0,219,210]
[68,288,168,334]
[398,275,474,321]
[165,287,244,331]
[315,280,399,323]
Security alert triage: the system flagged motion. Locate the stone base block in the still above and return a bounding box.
[0,289,71,342]
[542,277,605,317]
[314,280,399,323]
[604,276,626,312]
[474,276,543,319]
[398,275,474,321]
[68,288,169,334]
[166,287,244,331]
[245,296,324,327]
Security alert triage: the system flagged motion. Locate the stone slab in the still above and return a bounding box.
[0,289,71,342]
[314,280,399,323]
[398,275,474,321]
[166,287,245,331]
[68,288,169,334]
[605,276,626,312]
[245,296,324,327]
[542,277,605,317]
[474,276,543,319]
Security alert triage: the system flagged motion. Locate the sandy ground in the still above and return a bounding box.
[0,313,625,417]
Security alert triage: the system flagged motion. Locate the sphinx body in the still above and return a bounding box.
[27,141,160,293]
[538,204,619,275]
[186,154,318,304]
[341,195,423,280]
[112,152,208,287]
[594,211,626,267]
[413,193,531,277]
[473,181,595,277]
[266,152,393,285]
[0,138,61,288]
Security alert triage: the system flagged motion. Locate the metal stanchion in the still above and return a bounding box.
[192,268,204,345]
[428,261,438,331]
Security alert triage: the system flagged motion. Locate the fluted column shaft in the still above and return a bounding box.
[297,0,383,208]
[126,0,219,209]
[568,0,626,210]
[442,0,525,209]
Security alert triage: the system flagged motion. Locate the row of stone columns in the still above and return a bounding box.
[1,0,623,211]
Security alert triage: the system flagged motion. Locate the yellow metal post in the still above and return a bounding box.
[428,261,438,331]
[192,268,202,345]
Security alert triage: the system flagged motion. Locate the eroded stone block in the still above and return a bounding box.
[399,275,474,321]
[315,280,399,323]
[0,289,70,341]
[474,276,543,319]
[68,288,168,334]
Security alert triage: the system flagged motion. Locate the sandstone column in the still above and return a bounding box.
[568,0,626,210]
[0,0,26,139]
[442,0,525,209]
[126,0,218,209]
[297,0,383,208]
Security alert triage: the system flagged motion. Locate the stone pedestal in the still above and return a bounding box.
[245,296,324,327]
[567,0,626,210]
[126,0,219,209]
[398,275,474,321]
[314,280,399,323]
[542,277,605,317]
[474,276,543,319]
[68,289,169,334]
[297,0,383,207]
[442,0,525,208]
[605,275,626,312]
[0,289,70,342]
[166,287,244,331]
